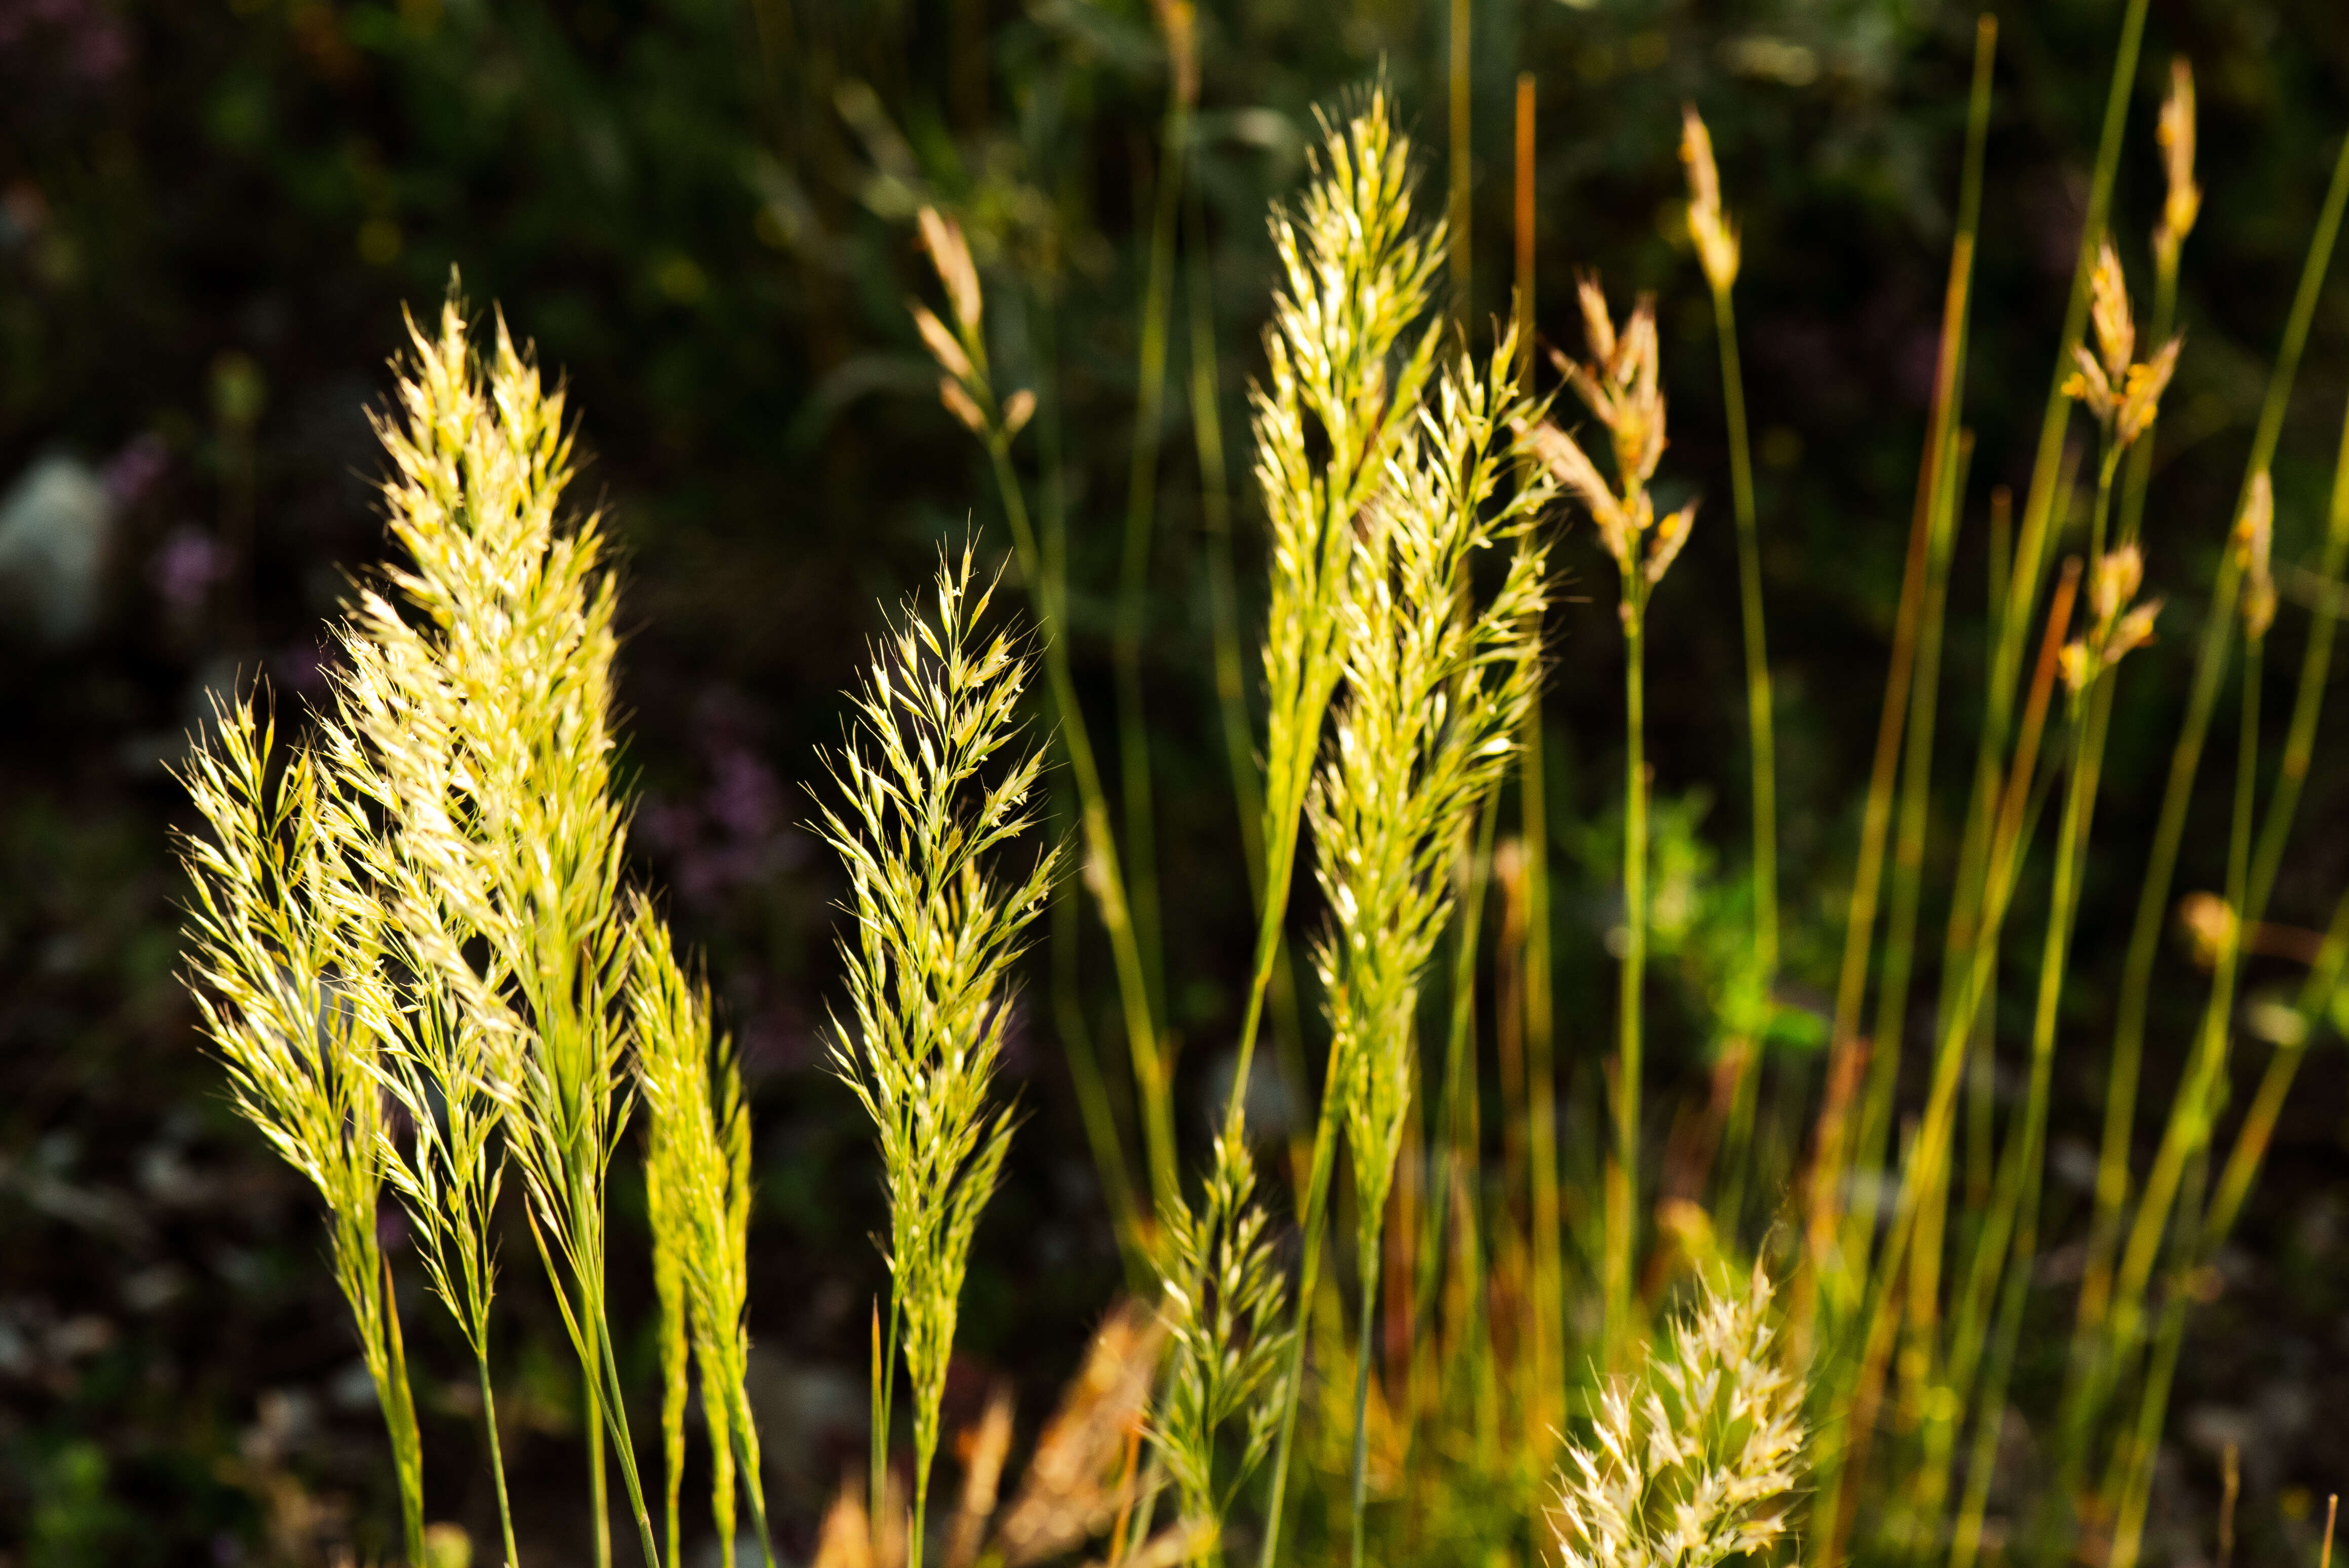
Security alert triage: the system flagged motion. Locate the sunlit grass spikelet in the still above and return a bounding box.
[1552,1271,1806,1568]
[635,910,768,1568]
[178,702,429,1564]
[819,547,1060,1568]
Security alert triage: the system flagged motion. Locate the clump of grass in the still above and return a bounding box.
[818,547,1060,1568]
[1550,1270,1805,1568]
[183,292,776,1568]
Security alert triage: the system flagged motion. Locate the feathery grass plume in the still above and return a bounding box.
[1311,325,1552,1566]
[1551,1270,1806,1568]
[1528,277,1696,1363]
[1152,1130,1293,1547]
[178,703,429,1565]
[819,547,1060,1568]
[1232,81,1449,1124]
[634,911,770,1568]
[341,291,658,1567]
[355,841,520,1568]
[1249,89,1453,1568]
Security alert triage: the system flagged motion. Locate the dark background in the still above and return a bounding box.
[6,0,2349,1561]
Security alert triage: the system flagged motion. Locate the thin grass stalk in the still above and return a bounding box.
[1034,295,1149,1281]
[2102,1147,2209,1568]
[1998,0,2149,701]
[1957,492,2013,1223]
[2079,127,2349,1345]
[1800,34,1988,1344]
[1114,10,1199,1014]
[1511,68,1564,1458]
[1883,428,1975,1472]
[1448,0,1470,326]
[2101,620,2268,1568]
[2202,882,2349,1253]
[911,209,1172,1215]
[1683,104,1777,1002]
[1525,282,1688,1367]
[1609,583,1649,1365]
[1416,790,1500,1431]
[2081,628,2266,1547]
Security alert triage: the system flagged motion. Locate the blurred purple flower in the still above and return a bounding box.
[101,432,166,509]
[148,525,223,617]
[0,0,131,86]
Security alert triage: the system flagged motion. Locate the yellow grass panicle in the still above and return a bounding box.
[819,547,1060,1568]
[178,702,428,1564]
[1153,1130,1294,1531]
[1551,1271,1806,1568]
[1679,107,1741,294]
[1315,325,1552,1273]
[330,289,662,1565]
[1237,82,1450,1102]
[1308,324,1553,1559]
[2154,58,2202,273]
[634,911,768,1568]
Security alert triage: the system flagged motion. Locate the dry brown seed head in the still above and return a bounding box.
[1645,500,1698,585]
[940,377,987,435]
[1576,274,1616,370]
[2156,57,2203,265]
[2091,544,2144,625]
[918,206,984,331]
[2108,598,2162,664]
[2117,336,2182,448]
[1680,106,1740,292]
[1002,389,1037,438]
[2177,890,2236,971]
[2234,469,2277,636]
[2089,238,2137,382]
[911,303,975,384]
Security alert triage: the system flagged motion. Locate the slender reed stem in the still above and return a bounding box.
[983,438,1177,1210]
[1800,16,1992,1348]
[1708,285,1775,985]
[1608,603,1647,1364]
[1114,68,1193,1017]
[1809,561,2078,1568]
[1511,69,1564,1450]
[1448,0,1471,326]
[478,1357,519,1568]
[1350,1245,1379,1568]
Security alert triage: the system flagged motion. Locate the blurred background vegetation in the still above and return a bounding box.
[7,0,2349,1562]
